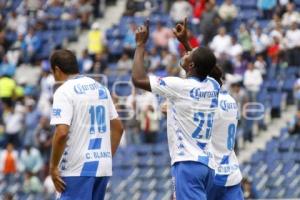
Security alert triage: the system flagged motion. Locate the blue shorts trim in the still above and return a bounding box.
[58,176,109,200]
[207,183,244,200]
[171,161,214,200]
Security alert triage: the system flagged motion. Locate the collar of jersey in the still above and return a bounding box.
[187,76,207,82]
[68,74,85,80]
[220,90,228,94]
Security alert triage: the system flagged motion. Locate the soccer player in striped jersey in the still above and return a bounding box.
[133,20,220,200]
[49,50,123,200]
[173,18,243,200]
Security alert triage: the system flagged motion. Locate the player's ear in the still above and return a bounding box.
[189,62,195,69]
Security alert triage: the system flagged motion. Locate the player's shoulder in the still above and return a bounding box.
[205,76,221,90]
[152,75,184,86]
[219,90,237,103]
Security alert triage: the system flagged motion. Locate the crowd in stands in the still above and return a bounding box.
[0,0,300,199]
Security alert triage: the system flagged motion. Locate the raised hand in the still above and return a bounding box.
[135,19,150,47]
[172,17,188,43]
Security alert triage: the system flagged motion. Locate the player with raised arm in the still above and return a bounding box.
[133,20,220,200]
[49,49,123,200]
[174,18,244,200]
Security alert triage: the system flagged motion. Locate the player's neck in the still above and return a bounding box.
[67,73,81,80]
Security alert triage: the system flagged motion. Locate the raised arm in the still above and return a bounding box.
[132,20,151,91]
[172,18,193,52]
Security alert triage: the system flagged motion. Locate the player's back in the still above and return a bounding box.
[210,90,242,186]
[150,75,220,168]
[51,75,114,177]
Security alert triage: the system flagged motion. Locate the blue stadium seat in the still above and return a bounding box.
[238,9,259,20]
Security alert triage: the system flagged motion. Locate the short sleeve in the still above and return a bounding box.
[50,89,73,126]
[149,75,181,99]
[107,89,119,120]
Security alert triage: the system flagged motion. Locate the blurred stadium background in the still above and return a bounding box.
[0,0,300,199]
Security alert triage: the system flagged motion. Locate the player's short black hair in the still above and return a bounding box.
[192,47,216,79]
[209,65,223,87]
[50,49,79,74]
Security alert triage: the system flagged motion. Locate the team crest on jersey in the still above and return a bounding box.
[98,87,108,99]
[158,78,166,86]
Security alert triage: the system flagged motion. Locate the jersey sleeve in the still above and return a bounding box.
[149,75,182,99]
[107,89,119,120]
[50,88,73,126]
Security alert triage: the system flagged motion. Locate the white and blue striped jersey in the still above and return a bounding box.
[150,75,220,169]
[50,76,118,177]
[210,90,242,186]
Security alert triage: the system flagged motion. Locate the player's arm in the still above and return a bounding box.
[108,91,124,156]
[132,20,151,92]
[110,118,123,156]
[173,17,193,52]
[50,124,68,192]
[49,90,72,193]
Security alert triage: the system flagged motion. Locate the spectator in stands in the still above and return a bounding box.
[6,33,23,65]
[152,22,173,49]
[0,143,19,187]
[237,24,252,60]
[20,145,43,174]
[257,0,276,19]
[166,54,181,76]
[267,35,281,64]
[218,0,238,33]
[124,0,137,16]
[3,193,14,200]
[7,11,28,35]
[0,31,10,63]
[243,62,263,102]
[285,21,300,66]
[170,0,193,22]
[233,55,248,76]
[254,55,266,77]
[125,89,142,144]
[210,27,232,58]
[87,22,105,59]
[189,0,206,19]
[23,171,43,194]
[281,2,300,27]
[0,56,16,78]
[168,34,180,56]
[35,117,52,161]
[24,98,40,146]
[228,36,243,62]
[251,26,270,56]
[37,61,54,117]
[77,0,93,29]
[3,104,24,147]
[200,1,220,46]
[242,177,259,199]
[230,81,249,146]
[117,52,133,74]
[148,47,161,72]
[269,22,283,42]
[25,0,42,16]
[124,22,137,55]
[288,111,300,135]
[78,49,93,73]
[140,105,159,143]
[21,27,42,63]
[91,52,108,74]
